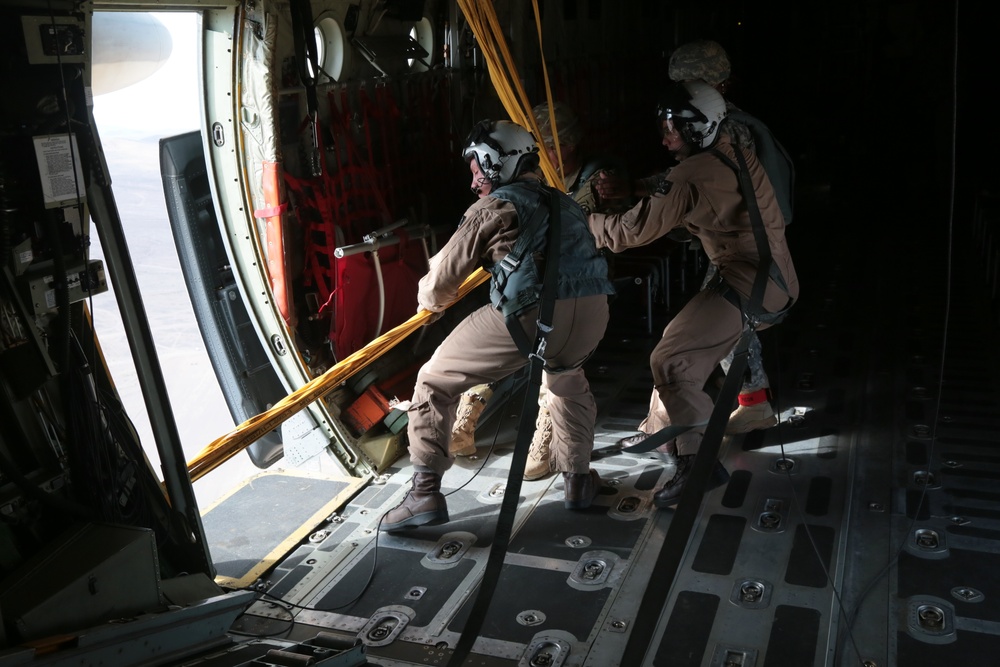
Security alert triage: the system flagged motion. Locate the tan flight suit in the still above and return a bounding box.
[408,175,609,476]
[589,135,799,455]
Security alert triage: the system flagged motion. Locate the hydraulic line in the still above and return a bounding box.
[333,223,448,258]
[370,245,385,337]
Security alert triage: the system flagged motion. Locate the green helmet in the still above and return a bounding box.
[668,40,731,87]
[531,101,583,148]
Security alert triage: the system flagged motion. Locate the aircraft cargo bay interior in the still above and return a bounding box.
[0,1,994,666]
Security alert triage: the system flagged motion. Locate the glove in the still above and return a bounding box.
[418,307,444,326]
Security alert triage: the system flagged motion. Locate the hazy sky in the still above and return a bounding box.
[86,11,263,506]
[92,12,201,135]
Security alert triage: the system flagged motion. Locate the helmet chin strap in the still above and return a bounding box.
[471,174,493,196]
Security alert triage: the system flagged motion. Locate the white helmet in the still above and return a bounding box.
[462,120,540,188]
[657,79,728,149]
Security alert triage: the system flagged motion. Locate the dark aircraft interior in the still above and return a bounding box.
[0,1,997,665]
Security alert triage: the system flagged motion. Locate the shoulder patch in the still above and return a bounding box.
[654,175,674,196]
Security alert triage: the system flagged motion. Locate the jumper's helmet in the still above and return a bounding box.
[657,80,728,149]
[462,120,540,188]
[531,101,582,148]
[668,40,731,87]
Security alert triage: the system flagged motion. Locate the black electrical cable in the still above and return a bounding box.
[0,443,93,520]
[45,1,88,375]
[40,0,103,526]
[67,332,125,522]
[0,158,14,267]
[764,358,866,665]
[230,592,297,639]
[46,0,175,539]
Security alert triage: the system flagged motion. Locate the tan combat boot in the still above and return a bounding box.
[449,390,490,457]
[726,388,778,434]
[523,407,554,480]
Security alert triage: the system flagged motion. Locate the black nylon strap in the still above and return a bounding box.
[620,145,772,663]
[713,146,789,313]
[289,0,320,115]
[499,193,551,357]
[622,145,788,456]
[447,187,562,666]
[289,0,322,176]
[619,338,750,665]
[506,312,534,357]
[533,189,561,349]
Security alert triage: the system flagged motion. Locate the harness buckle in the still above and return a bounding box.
[528,320,554,365]
[499,255,520,273]
[529,336,548,365]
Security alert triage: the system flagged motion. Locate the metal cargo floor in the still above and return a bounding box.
[199,197,1000,666]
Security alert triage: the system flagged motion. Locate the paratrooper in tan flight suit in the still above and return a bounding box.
[383,119,615,531]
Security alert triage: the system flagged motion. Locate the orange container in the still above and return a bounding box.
[343,385,393,434]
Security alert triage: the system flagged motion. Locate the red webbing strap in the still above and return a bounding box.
[361,87,389,207]
[308,118,343,296]
[431,73,457,198]
[261,160,292,326]
[284,171,335,308]
[284,109,344,312]
[324,86,397,357]
[425,75,444,184]
[376,83,403,208]
[332,86,394,228]
[402,76,433,207]
[357,87,383,203]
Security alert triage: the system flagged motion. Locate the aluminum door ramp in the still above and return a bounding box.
[201,470,367,588]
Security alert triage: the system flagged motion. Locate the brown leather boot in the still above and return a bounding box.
[563,469,602,510]
[652,455,730,508]
[616,432,677,461]
[381,472,449,531]
[726,401,778,434]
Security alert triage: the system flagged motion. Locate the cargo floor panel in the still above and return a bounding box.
[201,470,367,588]
[218,224,1000,665]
